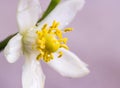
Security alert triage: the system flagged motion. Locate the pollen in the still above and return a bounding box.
[34,20,72,62]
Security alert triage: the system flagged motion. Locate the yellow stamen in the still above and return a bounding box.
[34,20,72,62]
[36,53,42,60]
[60,44,69,50]
[64,28,73,32]
[58,51,63,58]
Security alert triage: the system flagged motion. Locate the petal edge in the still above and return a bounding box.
[38,0,85,29]
[4,33,23,63]
[17,0,42,32]
[22,53,45,88]
[47,48,89,78]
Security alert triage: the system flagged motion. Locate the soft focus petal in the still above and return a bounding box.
[37,0,85,29]
[47,48,89,78]
[17,0,42,32]
[4,33,23,63]
[22,53,45,88]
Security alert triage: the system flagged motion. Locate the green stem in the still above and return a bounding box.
[0,33,17,52]
[36,0,61,26]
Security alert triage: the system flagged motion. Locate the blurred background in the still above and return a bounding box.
[0,0,120,88]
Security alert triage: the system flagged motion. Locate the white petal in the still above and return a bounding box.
[22,53,45,88]
[37,0,85,29]
[4,33,23,63]
[47,48,89,78]
[17,0,42,32]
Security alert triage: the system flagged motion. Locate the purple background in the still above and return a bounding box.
[0,0,120,88]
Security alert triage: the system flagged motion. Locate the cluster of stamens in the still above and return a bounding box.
[34,20,72,62]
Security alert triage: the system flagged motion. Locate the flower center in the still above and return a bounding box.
[45,35,60,52]
[34,20,72,62]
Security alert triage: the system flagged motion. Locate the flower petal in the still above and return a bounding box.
[17,0,42,32]
[4,33,23,63]
[37,0,85,29]
[47,48,89,78]
[22,53,45,88]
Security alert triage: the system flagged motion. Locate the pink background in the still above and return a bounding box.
[0,0,120,88]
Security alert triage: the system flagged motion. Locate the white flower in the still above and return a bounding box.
[4,0,89,88]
